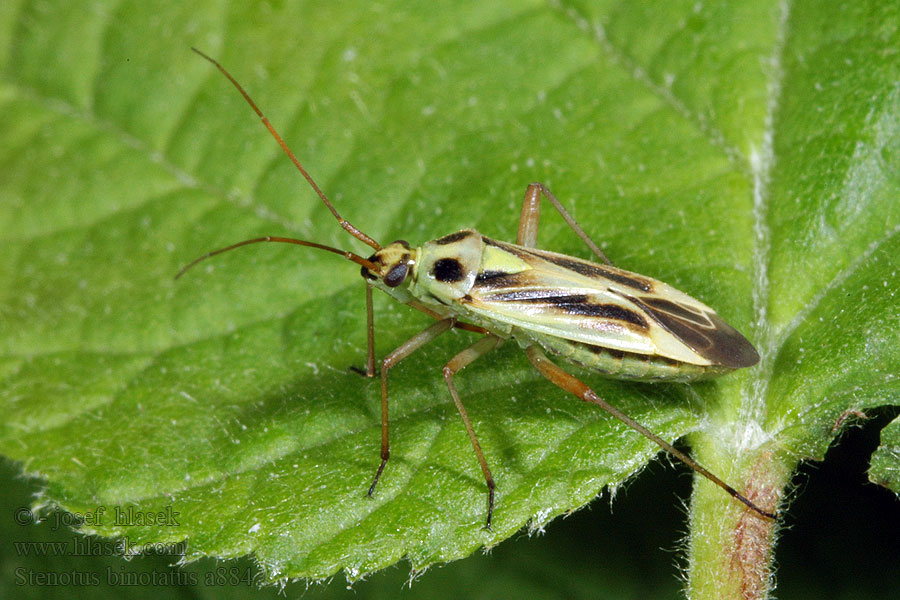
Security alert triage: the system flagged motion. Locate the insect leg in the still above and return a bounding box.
[516,183,543,249]
[365,285,376,377]
[407,300,489,335]
[352,295,488,378]
[441,334,503,529]
[524,345,776,520]
[368,318,454,498]
[518,183,612,265]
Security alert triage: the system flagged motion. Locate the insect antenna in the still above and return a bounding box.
[174,236,379,280]
[191,47,381,251]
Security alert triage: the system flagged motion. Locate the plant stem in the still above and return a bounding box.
[684,446,790,599]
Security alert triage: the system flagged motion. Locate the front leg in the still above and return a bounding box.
[441,334,502,528]
[353,288,488,377]
[368,318,454,497]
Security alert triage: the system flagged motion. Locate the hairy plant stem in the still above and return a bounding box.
[684,446,790,600]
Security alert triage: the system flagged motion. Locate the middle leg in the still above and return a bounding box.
[441,334,503,528]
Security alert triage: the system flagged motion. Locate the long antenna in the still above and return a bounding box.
[175,236,380,280]
[191,47,381,251]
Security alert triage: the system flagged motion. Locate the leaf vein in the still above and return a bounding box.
[549,0,747,172]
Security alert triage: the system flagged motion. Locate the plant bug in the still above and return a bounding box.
[178,48,776,527]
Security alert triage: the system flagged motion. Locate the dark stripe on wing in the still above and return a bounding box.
[541,256,652,292]
[479,291,649,328]
[475,269,512,283]
[639,297,707,322]
[482,237,652,291]
[630,294,759,368]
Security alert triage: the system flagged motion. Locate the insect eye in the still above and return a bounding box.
[360,255,379,281]
[431,257,465,283]
[384,263,409,287]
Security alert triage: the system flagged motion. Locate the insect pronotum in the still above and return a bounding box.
[179,48,776,526]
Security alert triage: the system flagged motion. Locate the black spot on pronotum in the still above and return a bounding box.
[434,231,472,245]
[431,258,465,282]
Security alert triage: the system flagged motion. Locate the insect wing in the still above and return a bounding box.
[625,293,759,368]
[461,239,758,368]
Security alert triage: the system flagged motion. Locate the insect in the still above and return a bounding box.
[178,48,776,527]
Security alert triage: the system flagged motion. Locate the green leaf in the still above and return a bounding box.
[870,416,900,494]
[2,0,898,595]
[0,459,689,599]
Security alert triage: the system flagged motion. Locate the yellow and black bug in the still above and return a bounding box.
[178,48,775,528]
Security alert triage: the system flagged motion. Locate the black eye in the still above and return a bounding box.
[384,263,409,287]
[360,255,379,281]
[431,258,465,283]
